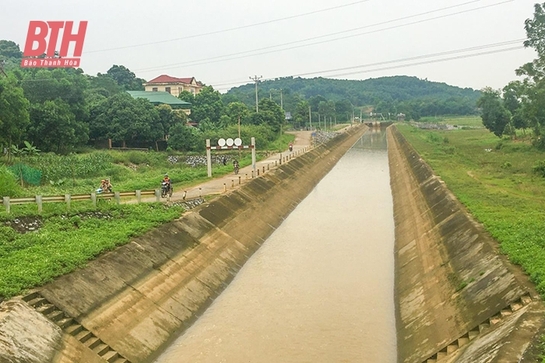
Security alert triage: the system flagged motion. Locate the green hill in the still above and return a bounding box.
[225,76,481,120]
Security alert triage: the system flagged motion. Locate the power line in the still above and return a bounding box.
[85,0,371,54]
[133,0,510,74]
[210,42,526,90]
[293,39,525,78]
[324,46,524,79]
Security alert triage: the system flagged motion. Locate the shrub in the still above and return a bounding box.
[533,160,545,177]
[0,166,22,197]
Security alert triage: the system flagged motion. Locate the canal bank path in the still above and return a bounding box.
[162,130,314,203]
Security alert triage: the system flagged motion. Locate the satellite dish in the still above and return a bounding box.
[234,138,242,146]
[218,138,226,147]
[226,138,234,146]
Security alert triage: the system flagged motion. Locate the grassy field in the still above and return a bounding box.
[0,133,296,299]
[396,117,545,296]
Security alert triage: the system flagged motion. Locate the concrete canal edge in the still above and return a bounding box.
[388,125,545,363]
[3,123,544,363]
[0,125,368,363]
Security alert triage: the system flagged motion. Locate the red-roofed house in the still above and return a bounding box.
[144,75,203,97]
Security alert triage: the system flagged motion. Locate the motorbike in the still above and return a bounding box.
[289,144,293,152]
[161,181,172,198]
[233,163,239,175]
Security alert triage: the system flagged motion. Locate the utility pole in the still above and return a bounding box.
[309,105,312,130]
[249,75,262,113]
[280,89,283,110]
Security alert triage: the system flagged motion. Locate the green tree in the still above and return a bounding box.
[0,40,23,70]
[0,75,30,153]
[294,100,310,128]
[225,101,250,126]
[251,98,284,133]
[27,99,89,153]
[190,86,224,125]
[21,68,89,122]
[156,104,187,140]
[515,2,545,146]
[178,90,195,104]
[167,124,200,151]
[89,93,160,147]
[105,65,145,90]
[477,88,511,138]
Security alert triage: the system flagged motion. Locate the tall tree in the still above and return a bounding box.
[250,98,284,133]
[477,88,511,138]
[0,75,30,151]
[89,93,160,147]
[190,86,224,125]
[515,2,545,146]
[27,99,89,154]
[104,65,145,91]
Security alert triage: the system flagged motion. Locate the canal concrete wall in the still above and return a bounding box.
[0,125,367,363]
[387,125,545,363]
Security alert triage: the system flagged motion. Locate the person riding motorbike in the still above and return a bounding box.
[232,160,240,175]
[161,174,172,197]
[289,142,293,152]
[97,179,112,193]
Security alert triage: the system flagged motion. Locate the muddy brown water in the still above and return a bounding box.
[155,128,397,363]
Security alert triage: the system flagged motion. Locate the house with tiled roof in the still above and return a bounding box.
[143,75,203,97]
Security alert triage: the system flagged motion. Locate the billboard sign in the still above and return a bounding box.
[21,21,88,68]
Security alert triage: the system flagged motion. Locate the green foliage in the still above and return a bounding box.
[89,93,161,144]
[0,75,30,151]
[477,87,511,138]
[105,65,145,91]
[0,203,184,298]
[191,86,224,124]
[0,165,22,197]
[27,99,89,154]
[397,124,545,303]
[533,160,545,177]
[23,152,113,183]
[168,124,201,151]
[227,75,481,120]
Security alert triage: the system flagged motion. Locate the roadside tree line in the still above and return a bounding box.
[477,2,545,150]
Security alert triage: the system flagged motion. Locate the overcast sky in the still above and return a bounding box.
[1,0,539,92]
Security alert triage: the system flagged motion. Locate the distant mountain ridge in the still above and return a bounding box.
[225,75,481,119]
[227,75,480,105]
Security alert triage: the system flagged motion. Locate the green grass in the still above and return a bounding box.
[0,141,289,299]
[397,123,545,293]
[0,203,184,299]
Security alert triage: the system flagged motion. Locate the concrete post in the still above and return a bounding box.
[136,190,141,203]
[251,137,256,175]
[114,192,121,204]
[206,139,212,177]
[36,195,42,213]
[65,194,71,210]
[154,189,161,202]
[91,193,97,207]
[3,197,10,214]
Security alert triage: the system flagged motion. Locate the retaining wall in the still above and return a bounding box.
[0,125,367,363]
[388,125,545,363]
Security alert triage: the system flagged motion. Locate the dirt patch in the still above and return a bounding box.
[4,216,43,234]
